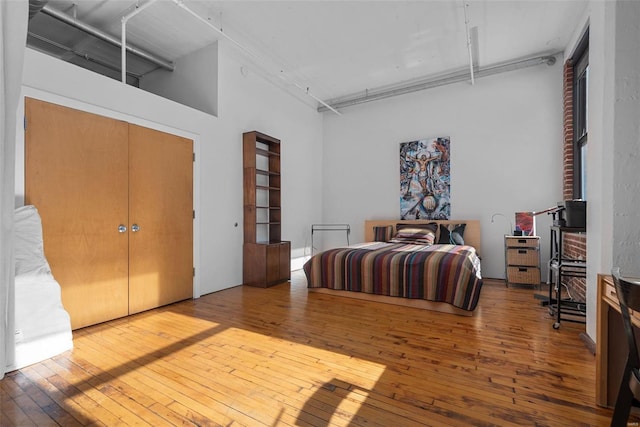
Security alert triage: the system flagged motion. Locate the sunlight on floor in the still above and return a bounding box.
[212,326,386,425]
[113,307,388,425]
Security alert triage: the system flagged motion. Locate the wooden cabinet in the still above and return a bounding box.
[504,236,541,286]
[25,97,194,329]
[243,241,291,287]
[242,131,291,287]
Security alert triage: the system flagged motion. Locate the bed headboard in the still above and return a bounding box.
[364,219,481,250]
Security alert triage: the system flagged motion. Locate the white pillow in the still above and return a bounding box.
[14,205,52,276]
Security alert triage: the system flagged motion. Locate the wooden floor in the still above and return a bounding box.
[0,271,625,426]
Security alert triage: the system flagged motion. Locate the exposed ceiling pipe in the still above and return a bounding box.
[318,54,557,112]
[28,31,143,80]
[463,2,475,85]
[171,0,341,116]
[28,0,49,20]
[40,4,174,72]
[121,0,160,83]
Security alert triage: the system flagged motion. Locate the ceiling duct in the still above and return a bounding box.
[28,0,49,20]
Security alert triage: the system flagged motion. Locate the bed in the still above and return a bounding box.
[304,219,483,316]
[7,205,73,371]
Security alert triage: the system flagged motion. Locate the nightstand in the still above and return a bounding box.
[504,236,541,287]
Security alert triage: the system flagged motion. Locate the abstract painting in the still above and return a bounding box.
[515,212,536,236]
[400,137,450,220]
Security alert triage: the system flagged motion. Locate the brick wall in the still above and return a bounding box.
[561,59,587,303]
[563,60,574,200]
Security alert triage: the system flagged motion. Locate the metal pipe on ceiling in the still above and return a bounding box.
[170,0,341,116]
[29,0,49,20]
[121,0,160,83]
[28,31,142,82]
[40,4,174,72]
[121,18,127,83]
[463,2,475,86]
[317,54,557,113]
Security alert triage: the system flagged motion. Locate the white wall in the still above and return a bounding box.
[141,43,218,117]
[215,43,324,269]
[322,62,564,280]
[17,44,323,296]
[611,1,640,275]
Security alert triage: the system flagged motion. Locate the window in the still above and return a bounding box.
[573,30,589,200]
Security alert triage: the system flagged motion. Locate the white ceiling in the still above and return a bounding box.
[32,0,589,106]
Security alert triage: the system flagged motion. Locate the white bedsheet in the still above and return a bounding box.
[8,206,73,371]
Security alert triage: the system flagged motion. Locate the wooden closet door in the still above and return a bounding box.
[25,98,129,330]
[128,124,193,314]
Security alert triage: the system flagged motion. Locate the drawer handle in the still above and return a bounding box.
[519,268,527,272]
[518,249,527,254]
[518,239,527,243]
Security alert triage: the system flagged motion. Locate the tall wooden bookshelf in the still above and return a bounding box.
[242,131,291,287]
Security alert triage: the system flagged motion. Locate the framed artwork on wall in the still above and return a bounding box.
[400,136,450,220]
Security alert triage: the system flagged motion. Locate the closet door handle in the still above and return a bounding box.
[118,224,127,233]
[131,224,140,232]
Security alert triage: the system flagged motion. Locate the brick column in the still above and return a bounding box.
[561,59,586,303]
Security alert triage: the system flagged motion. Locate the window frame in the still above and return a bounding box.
[572,29,589,200]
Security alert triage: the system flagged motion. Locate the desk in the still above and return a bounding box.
[596,274,640,407]
[547,226,587,328]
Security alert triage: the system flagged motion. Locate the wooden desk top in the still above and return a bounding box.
[596,274,640,407]
[600,274,640,326]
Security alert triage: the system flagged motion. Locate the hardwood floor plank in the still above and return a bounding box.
[164,400,229,427]
[1,396,37,427]
[1,374,26,400]
[8,393,58,427]
[45,356,153,427]
[70,338,243,425]
[1,270,627,426]
[146,401,203,426]
[9,369,89,426]
[19,365,108,426]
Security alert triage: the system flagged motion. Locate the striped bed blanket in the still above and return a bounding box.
[304,242,483,311]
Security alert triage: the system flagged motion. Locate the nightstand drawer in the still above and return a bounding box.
[504,235,541,287]
[507,266,541,285]
[506,248,539,266]
[505,237,539,249]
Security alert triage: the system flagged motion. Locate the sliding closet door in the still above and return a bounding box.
[25,98,129,330]
[128,124,193,314]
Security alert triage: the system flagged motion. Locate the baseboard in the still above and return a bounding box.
[580,332,596,355]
